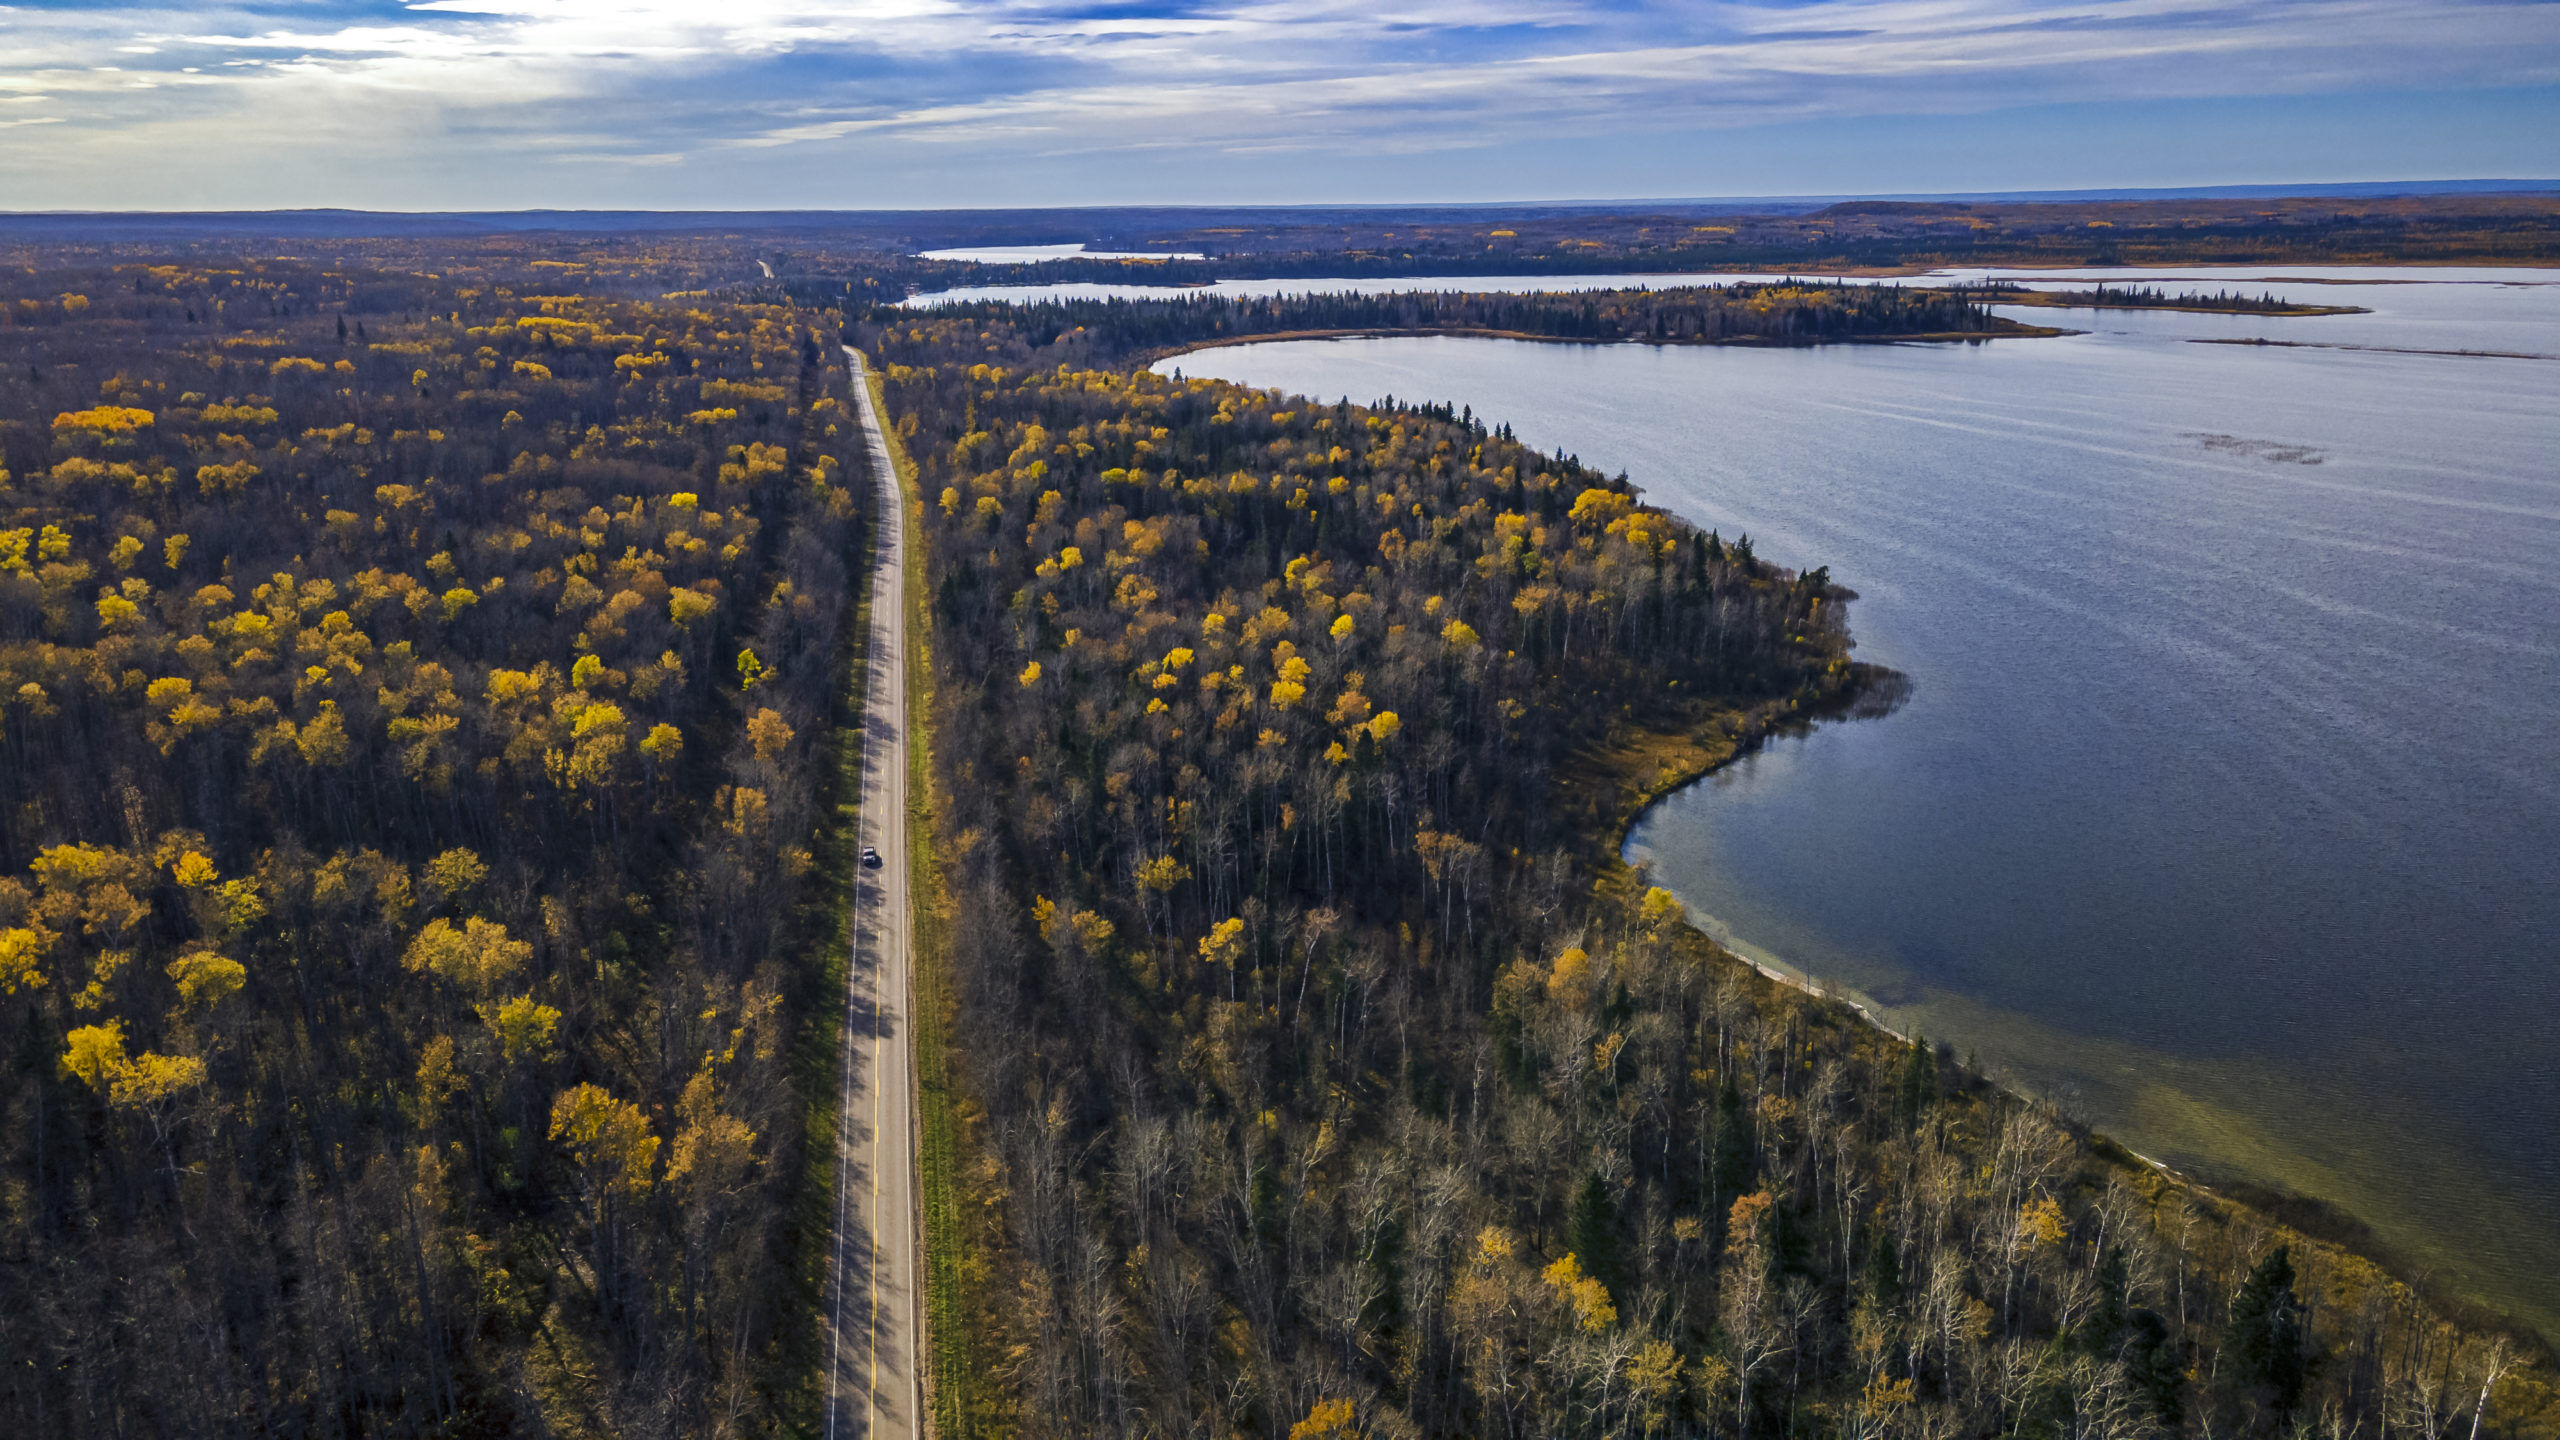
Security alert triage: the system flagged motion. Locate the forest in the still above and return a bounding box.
[856,300,2560,1440]
[0,252,869,1435]
[0,231,2550,1440]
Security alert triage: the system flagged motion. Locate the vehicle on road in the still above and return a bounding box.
[861,845,883,869]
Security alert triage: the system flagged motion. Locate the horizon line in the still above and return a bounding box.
[3,177,2557,224]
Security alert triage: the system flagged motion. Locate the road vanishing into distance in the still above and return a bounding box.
[826,346,922,1440]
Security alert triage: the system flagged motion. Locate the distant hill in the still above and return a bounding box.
[3,180,2552,244]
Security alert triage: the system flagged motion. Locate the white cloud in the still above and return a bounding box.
[0,0,2551,205]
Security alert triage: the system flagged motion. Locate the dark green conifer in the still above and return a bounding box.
[1864,1234,1902,1309]
[1567,1172,1619,1288]
[1711,1073,1754,1212]
[1898,1035,1935,1131]
[2226,1246,2307,1424]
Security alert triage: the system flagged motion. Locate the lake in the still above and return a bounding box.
[904,271,1776,306]
[1154,269,2560,1334]
[917,243,1208,263]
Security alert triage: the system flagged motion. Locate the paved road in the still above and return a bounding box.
[826,346,922,1440]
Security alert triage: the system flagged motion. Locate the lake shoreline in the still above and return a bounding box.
[1174,285,2560,1341]
[1590,669,2551,1350]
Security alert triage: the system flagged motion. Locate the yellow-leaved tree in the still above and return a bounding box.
[0,925,53,995]
[550,1082,658,1198]
[402,916,531,996]
[60,1020,210,1184]
[478,993,560,1062]
[165,950,246,1011]
[549,1082,661,1318]
[1290,1397,1359,1440]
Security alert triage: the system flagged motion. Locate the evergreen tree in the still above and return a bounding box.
[1863,1234,1903,1310]
[1711,1073,1754,1215]
[2226,1246,2308,1425]
[2128,1308,2188,1429]
[1567,1172,1620,1290]
[1898,1034,1936,1131]
[2079,1246,2131,1354]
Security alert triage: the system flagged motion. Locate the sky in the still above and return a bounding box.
[0,0,2555,210]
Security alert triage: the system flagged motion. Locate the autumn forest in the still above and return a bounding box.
[0,250,864,1434]
[0,237,2550,1440]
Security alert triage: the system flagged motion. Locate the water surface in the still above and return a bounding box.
[916,243,1207,263]
[1161,272,2560,1332]
[905,271,1779,306]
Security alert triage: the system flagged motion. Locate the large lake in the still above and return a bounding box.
[1146,269,2560,1333]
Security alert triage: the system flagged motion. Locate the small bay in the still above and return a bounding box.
[1158,269,2560,1332]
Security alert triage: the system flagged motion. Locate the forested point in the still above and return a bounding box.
[855,301,2559,1439]
[0,240,2549,1439]
[894,283,2038,360]
[1952,284,2369,317]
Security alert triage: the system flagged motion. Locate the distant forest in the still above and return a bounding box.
[13,192,2553,307]
[0,233,2550,1439]
[755,192,2560,293]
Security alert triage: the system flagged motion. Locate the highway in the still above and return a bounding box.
[825,345,922,1440]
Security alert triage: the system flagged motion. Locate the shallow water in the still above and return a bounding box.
[1158,271,2560,1333]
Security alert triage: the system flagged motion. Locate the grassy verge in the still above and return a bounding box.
[861,359,982,1438]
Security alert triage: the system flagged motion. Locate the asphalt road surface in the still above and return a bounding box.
[826,346,922,1440]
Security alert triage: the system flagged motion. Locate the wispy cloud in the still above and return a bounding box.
[0,0,2552,207]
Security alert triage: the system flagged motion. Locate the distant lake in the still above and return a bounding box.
[915,243,1208,263]
[1156,269,2560,1335]
[903,271,1763,306]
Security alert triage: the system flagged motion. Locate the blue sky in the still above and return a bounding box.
[0,0,2554,209]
